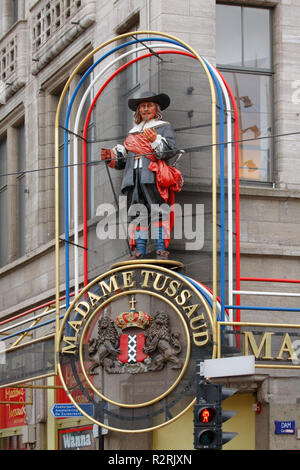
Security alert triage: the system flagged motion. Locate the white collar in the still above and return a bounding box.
[129,119,168,134]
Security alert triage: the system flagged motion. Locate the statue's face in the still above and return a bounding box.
[139,101,156,121]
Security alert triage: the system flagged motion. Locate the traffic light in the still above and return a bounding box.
[221,387,239,448]
[193,380,238,450]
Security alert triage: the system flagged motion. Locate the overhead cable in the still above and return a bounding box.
[0,129,299,179]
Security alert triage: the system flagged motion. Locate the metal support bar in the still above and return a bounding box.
[11,315,43,348]
[233,290,300,297]
[14,384,63,390]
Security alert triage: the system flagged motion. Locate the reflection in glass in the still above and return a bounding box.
[216,5,271,70]
[59,93,68,234]
[0,187,7,267]
[223,71,273,182]
[216,4,242,67]
[0,138,7,189]
[17,123,25,258]
[0,138,7,267]
[244,7,271,69]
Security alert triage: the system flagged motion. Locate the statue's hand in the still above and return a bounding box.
[143,128,157,143]
[101,148,112,160]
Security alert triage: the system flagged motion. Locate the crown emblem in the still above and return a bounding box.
[116,295,151,330]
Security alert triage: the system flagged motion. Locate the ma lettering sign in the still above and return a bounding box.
[57,261,215,432]
[218,321,300,369]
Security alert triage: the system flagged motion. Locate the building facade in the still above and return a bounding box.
[0,0,300,451]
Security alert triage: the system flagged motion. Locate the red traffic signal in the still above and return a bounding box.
[198,407,217,424]
[194,380,238,450]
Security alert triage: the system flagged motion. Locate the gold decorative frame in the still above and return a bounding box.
[55,30,218,359]
[57,263,215,432]
[78,289,191,408]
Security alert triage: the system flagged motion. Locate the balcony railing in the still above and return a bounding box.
[0,20,28,104]
[30,0,96,75]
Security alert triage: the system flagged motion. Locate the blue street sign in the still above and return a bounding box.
[50,403,94,418]
[275,420,295,435]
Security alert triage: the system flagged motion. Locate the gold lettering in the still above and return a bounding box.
[68,320,83,334]
[183,309,209,346]
[61,336,78,354]
[183,303,199,318]
[98,275,119,296]
[243,332,274,359]
[87,290,102,306]
[141,270,155,288]
[5,388,24,400]
[193,330,209,346]
[190,316,207,332]
[153,273,171,291]
[8,405,25,418]
[164,279,181,297]
[175,289,192,306]
[276,333,295,361]
[122,271,135,288]
[74,301,91,319]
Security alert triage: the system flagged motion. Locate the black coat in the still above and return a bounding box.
[113,120,177,192]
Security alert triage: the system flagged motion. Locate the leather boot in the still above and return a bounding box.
[156,250,170,260]
[130,250,144,260]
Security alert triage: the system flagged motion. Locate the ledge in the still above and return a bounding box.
[240,241,300,257]
[239,185,300,200]
[183,182,300,200]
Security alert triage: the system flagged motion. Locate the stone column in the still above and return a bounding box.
[0,1,13,37]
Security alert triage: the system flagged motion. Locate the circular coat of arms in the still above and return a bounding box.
[57,261,215,432]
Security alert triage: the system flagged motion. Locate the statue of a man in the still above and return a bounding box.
[101,91,182,259]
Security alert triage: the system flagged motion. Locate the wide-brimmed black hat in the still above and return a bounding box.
[128,91,170,111]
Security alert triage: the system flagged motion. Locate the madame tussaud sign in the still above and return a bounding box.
[57,262,215,433]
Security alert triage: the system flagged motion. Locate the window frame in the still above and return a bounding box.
[118,19,141,135]
[216,3,275,186]
[16,121,26,258]
[0,135,7,267]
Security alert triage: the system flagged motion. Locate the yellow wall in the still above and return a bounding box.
[152,393,255,450]
[153,405,195,450]
[223,393,255,450]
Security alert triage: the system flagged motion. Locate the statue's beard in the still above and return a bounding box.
[141,112,154,121]
[134,104,163,124]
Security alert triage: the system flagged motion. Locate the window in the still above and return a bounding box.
[12,0,18,24]
[17,122,25,257]
[81,71,96,220]
[0,434,26,450]
[216,4,273,183]
[118,19,140,133]
[58,91,69,234]
[0,137,7,267]
[0,114,26,266]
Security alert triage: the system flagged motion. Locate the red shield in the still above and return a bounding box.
[118,333,148,364]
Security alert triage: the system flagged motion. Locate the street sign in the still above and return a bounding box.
[50,403,94,418]
[275,420,295,435]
